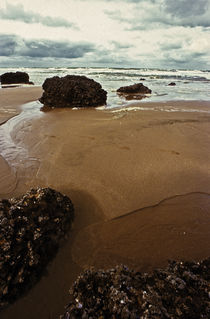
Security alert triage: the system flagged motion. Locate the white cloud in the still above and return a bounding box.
[0,0,209,69]
[0,2,77,28]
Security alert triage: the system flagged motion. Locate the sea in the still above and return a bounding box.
[0,67,210,109]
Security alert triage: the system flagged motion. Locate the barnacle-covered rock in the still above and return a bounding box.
[39,75,107,108]
[0,187,74,310]
[61,258,210,318]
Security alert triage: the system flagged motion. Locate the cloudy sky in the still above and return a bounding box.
[0,0,210,69]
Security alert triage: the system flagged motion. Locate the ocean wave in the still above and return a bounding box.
[1,67,210,103]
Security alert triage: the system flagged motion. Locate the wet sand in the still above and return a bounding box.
[0,86,42,124]
[0,86,42,195]
[1,88,210,318]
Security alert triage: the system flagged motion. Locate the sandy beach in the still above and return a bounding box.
[1,87,210,318]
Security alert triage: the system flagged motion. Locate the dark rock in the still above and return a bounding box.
[117,83,152,94]
[0,72,33,85]
[168,82,176,86]
[0,187,74,310]
[61,258,210,318]
[140,78,146,81]
[39,75,107,108]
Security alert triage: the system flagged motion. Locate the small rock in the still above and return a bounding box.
[117,83,151,101]
[117,83,152,94]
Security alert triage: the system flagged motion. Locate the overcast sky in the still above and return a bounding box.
[0,0,210,69]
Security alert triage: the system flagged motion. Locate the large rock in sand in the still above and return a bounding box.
[0,72,33,85]
[39,75,107,108]
[0,187,74,310]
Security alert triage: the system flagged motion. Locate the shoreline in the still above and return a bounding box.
[0,87,210,318]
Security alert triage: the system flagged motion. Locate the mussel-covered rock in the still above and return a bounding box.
[61,258,210,318]
[0,187,74,310]
[0,72,33,85]
[39,75,107,108]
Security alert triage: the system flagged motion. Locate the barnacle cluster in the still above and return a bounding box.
[0,187,74,310]
[62,259,210,318]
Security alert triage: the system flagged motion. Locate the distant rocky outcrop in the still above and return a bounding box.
[61,258,210,318]
[39,75,107,108]
[0,72,33,85]
[117,83,152,94]
[168,82,176,86]
[0,187,74,310]
[117,83,152,101]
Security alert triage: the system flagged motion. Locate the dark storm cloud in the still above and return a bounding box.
[0,34,17,56]
[0,3,78,29]
[0,34,132,67]
[0,34,94,59]
[163,0,210,27]
[165,0,209,17]
[105,0,210,29]
[21,40,94,58]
